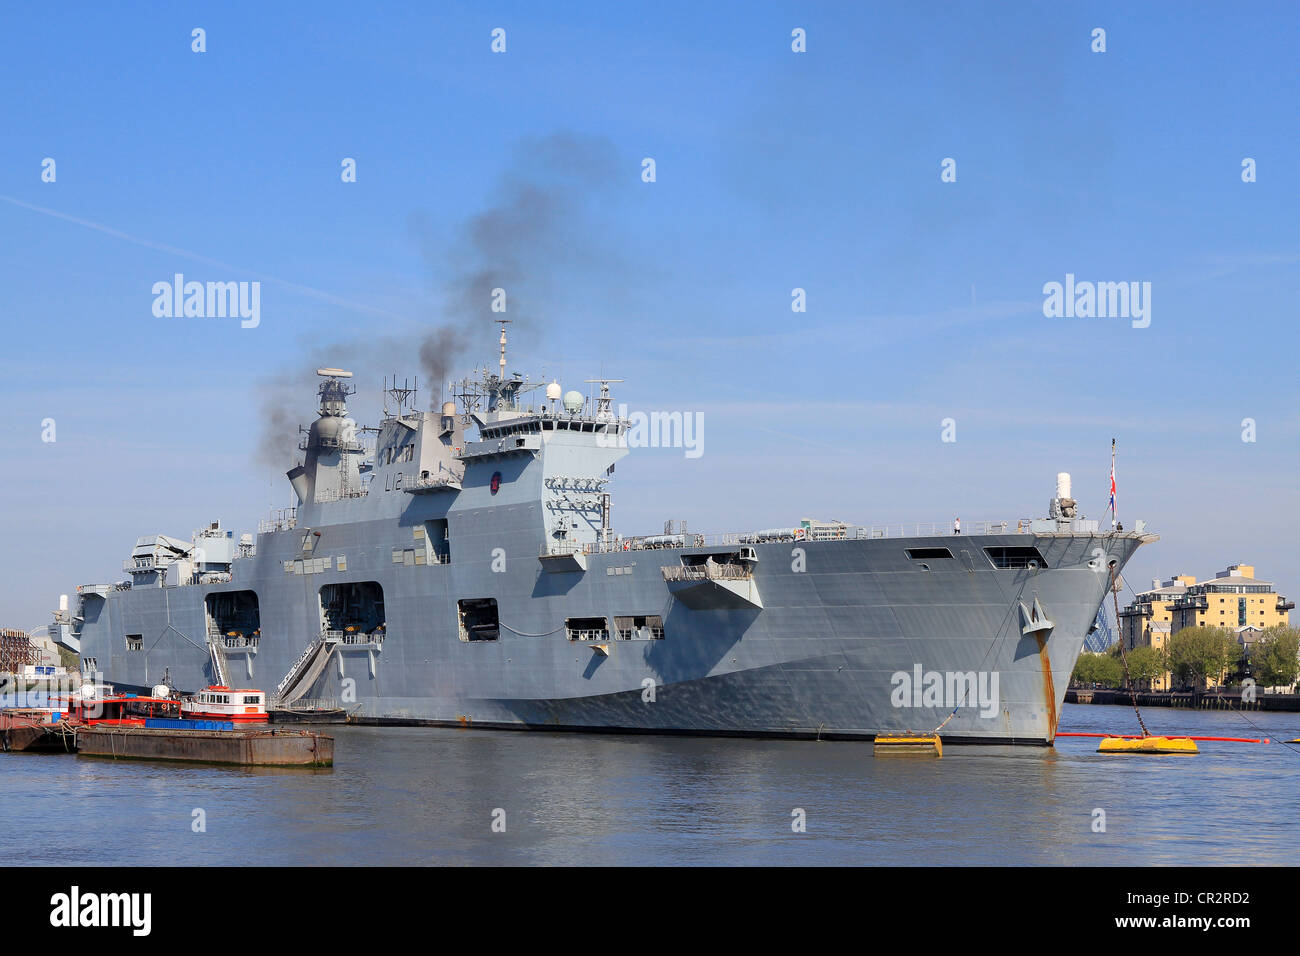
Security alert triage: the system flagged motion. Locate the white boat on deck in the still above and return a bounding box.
[181,686,269,724]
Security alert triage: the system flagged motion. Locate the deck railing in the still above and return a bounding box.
[403,474,462,492]
[661,564,753,582]
[314,487,370,503]
[546,519,1030,556]
[616,626,665,641]
[274,697,341,712]
[326,629,385,645]
[258,509,298,534]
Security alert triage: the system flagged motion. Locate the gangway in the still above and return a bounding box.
[273,636,336,708]
[207,638,229,687]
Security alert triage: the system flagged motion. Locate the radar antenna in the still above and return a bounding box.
[584,378,624,417]
[383,374,419,418]
[450,373,485,417]
[315,368,355,417]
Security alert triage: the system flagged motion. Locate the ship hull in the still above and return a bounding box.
[72,529,1146,744]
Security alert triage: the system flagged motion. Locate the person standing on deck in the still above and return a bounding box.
[953,517,961,535]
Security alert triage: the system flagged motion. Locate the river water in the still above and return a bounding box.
[4,704,1298,866]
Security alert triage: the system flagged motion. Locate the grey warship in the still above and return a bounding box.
[51,326,1154,744]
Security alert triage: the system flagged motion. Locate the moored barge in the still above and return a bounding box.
[0,711,70,753]
[48,683,333,766]
[76,725,333,766]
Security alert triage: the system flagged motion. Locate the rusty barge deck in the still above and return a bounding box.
[76,726,333,766]
[0,712,71,753]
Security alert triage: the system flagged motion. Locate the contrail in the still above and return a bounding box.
[0,193,409,321]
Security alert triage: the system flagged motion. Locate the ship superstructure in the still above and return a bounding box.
[51,326,1155,743]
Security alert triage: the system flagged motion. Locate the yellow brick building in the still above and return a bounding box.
[1118,574,1196,690]
[1119,566,1293,690]
[1168,566,1292,632]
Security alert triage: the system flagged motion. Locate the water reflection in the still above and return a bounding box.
[2,705,1298,866]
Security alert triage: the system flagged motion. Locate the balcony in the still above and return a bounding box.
[539,542,588,573]
[661,563,762,610]
[662,564,752,582]
[403,474,463,494]
[616,625,664,641]
[324,628,386,647]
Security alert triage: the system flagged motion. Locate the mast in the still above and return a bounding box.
[497,317,511,379]
[1109,438,1117,531]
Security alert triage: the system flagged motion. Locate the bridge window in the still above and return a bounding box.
[457,598,499,642]
[126,634,143,652]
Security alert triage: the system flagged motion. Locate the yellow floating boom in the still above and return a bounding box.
[874,733,942,757]
[1097,736,1198,755]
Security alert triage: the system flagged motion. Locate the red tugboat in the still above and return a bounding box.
[181,687,269,725]
[59,686,181,726]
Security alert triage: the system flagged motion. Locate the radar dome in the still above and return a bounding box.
[312,416,342,442]
[562,390,584,414]
[546,381,562,401]
[441,401,456,417]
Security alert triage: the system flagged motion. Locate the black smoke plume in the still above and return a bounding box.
[256,132,619,469]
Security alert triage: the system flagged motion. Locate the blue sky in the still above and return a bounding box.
[2,1,1299,627]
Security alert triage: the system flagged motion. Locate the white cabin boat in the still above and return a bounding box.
[181,686,269,724]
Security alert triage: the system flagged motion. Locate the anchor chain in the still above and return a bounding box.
[1109,563,1150,738]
